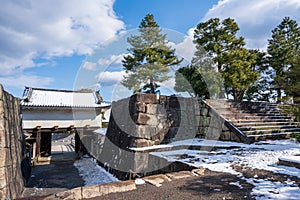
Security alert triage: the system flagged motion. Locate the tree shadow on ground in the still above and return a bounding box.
[178,171,254,200]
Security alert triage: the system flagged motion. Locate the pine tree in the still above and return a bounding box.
[175,47,221,99]
[122,14,182,94]
[191,18,260,101]
[284,51,300,103]
[222,48,260,101]
[267,17,300,102]
[194,18,245,72]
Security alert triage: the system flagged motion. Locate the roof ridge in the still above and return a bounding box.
[25,86,93,93]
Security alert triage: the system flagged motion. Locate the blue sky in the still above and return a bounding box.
[0,0,300,101]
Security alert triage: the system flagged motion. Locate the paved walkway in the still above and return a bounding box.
[21,142,84,198]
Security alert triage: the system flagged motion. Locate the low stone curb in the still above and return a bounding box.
[49,180,136,199]
[46,168,206,199]
[143,174,171,187]
[278,157,300,169]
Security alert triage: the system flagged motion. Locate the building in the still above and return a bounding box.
[21,87,110,159]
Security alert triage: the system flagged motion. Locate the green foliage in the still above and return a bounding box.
[244,50,275,102]
[222,48,260,101]
[279,104,300,122]
[174,66,209,99]
[175,47,222,99]
[194,18,245,68]
[122,14,182,94]
[291,133,300,142]
[267,17,300,102]
[192,17,260,101]
[283,52,300,102]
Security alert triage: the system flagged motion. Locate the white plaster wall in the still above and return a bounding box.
[22,108,103,129]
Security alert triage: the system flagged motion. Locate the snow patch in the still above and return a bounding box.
[152,139,300,199]
[229,181,243,189]
[74,157,119,186]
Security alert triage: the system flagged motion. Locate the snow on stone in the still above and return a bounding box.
[131,138,247,151]
[74,157,119,186]
[151,138,300,199]
[279,156,300,164]
[135,178,146,185]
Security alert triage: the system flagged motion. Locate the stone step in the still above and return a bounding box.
[230,118,293,123]
[239,124,300,131]
[235,121,300,127]
[248,132,295,142]
[223,114,290,120]
[244,128,300,135]
[206,99,298,142]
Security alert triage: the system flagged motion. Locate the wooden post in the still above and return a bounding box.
[35,126,41,158]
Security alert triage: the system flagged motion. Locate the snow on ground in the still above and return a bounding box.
[151,139,300,199]
[74,157,119,186]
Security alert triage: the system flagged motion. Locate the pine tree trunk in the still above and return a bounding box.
[150,76,155,94]
[277,88,282,103]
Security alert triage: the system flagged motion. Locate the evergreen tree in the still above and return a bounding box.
[122,14,182,94]
[284,52,300,103]
[222,48,260,101]
[244,50,275,102]
[194,18,245,72]
[267,17,300,102]
[191,17,260,101]
[175,47,221,99]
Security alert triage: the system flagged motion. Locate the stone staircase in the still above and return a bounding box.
[206,99,300,142]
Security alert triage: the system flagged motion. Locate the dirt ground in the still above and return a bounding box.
[95,170,255,200]
[19,166,300,200]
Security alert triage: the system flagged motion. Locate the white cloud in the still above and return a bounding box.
[96,71,126,86]
[0,74,53,89]
[82,61,97,71]
[203,0,300,50]
[0,0,124,75]
[98,54,127,66]
[171,35,196,63]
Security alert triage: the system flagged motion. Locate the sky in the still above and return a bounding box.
[0,0,300,100]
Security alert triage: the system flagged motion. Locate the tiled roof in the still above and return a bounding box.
[21,87,110,108]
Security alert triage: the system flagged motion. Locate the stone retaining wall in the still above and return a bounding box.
[87,93,230,180]
[0,85,29,199]
[106,94,201,148]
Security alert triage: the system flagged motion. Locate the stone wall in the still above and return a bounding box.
[197,100,244,142]
[89,94,231,180]
[78,94,245,180]
[0,85,28,199]
[105,94,201,148]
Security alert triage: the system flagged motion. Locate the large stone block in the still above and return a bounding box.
[134,93,158,104]
[0,130,7,148]
[135,102,146,113]
[136,113,161,126]
[0,148,8,167]
[135,125,157,139]
[136,113,151,125]
[131,138,155,148]
[146,104,166,115]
